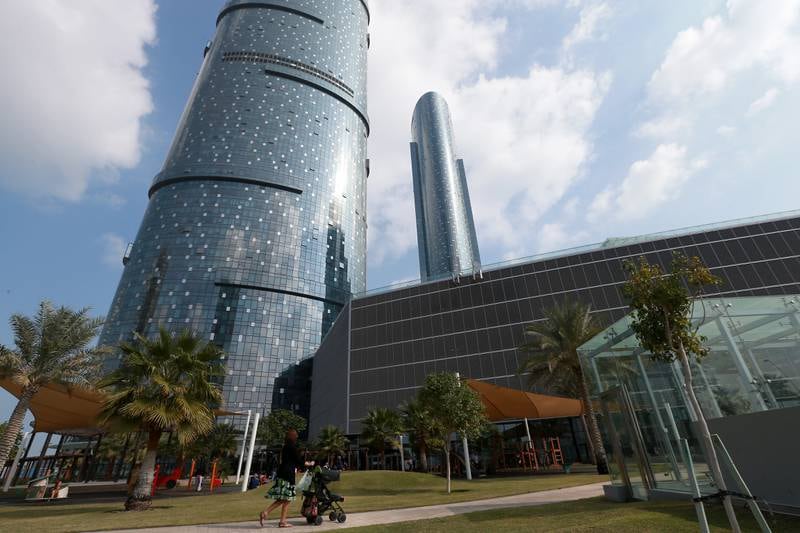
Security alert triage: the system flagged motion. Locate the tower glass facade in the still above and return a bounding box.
[411,92,481,282]
[100,0,370,421]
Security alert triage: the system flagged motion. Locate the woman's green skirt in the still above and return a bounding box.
[266,477,296,501]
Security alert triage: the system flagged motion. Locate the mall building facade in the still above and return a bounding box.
[100,0,370,422]
[310,210,800,444]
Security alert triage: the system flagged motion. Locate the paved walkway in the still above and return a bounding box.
[102,482,606,533]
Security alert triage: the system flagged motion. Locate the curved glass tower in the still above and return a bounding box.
[411,92,481,281]
[100,0,370,420]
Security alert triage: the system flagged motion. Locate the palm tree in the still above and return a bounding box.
[0,302,106,470]
[203,423,239,470]
[518,300,609,474]
[315,425,349,466]
[401,399,439,472]
[98,328,223,511]
[360,408,402,470]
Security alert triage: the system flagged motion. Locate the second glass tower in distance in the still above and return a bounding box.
[99,0,370,421]
[411,92,481,282]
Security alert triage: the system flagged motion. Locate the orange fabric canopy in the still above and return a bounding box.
[466,379,583,422]
[1,378,105,436]
[1,378,245,436]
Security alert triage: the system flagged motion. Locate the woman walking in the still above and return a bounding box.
[260,429,311,528]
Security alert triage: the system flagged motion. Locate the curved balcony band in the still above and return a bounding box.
[218,0,370,25]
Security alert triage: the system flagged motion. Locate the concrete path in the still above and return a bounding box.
[102,482,606,533]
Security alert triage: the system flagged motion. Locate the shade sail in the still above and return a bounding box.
[0,378,105,436]
[466,379,583,422]
[1,378,246,436]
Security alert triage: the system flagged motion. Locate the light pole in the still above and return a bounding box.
[398,434,405,472]
[241,412,260,493]
[455,373,473,481]
[235,410,252,484]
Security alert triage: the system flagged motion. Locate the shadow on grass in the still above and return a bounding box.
[642,499,800,532]
[0,504,176,520]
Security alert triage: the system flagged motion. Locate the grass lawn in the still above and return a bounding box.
[349,497,800,533]
[0,470,603,532]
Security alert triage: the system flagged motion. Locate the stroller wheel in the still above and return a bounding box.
[329,512,337,522]
[306,516,315,525]
[337,513,347,523]
[314,515,324,526]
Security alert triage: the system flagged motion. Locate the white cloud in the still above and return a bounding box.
[648,1,800,103]
[0,1,156,201]
[635,115,690,139]
[589,144,707,221]
[562,2,612,55]
[747,88,780,116]
[451,68,610,249]
[537,222,590,254]
[100,233,127,268]
[367,0,610,265]
[716,125,737,137]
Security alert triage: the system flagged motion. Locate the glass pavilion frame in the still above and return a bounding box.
[578,295,800,500]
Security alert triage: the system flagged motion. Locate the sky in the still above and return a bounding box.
[1,0,800,422]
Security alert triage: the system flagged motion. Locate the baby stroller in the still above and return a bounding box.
[301,467,346,526]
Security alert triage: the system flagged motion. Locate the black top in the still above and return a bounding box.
[276,440,303,484]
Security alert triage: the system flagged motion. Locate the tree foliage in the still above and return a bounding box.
[98,328,223,510]
[0,301,106,471]
[417,373,487,493]
[518,300,604,395]
[401,399,442,472]
[315,425,349,464]
[418,373,486,442]
[622,254,721,363]
[360,407,403,468]
[622,254,742,532]
[518,300,609,474]
[257,409,307,448]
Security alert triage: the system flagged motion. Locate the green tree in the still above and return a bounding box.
[622,254,741,533]
[417,373,486,493]
[98,328,223,511]
[518,300,609,474]
[0,301,105,470]
[257,409,307,448]
[315,425,349,466]
[400,399,441,472]
[201,423,239,462]
[360,408,403,469]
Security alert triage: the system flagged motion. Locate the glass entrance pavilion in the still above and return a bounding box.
[578,295,800,511]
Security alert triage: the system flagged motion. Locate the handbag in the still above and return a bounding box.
[296,470,312,492]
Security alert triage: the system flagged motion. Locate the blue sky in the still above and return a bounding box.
[1,0,800,421]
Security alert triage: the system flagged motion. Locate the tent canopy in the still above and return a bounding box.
[466,379,583,422]
[1,378,244,436]
[1,378,105,436]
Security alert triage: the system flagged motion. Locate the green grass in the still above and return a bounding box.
[349,497,800,533]
[0,471,603,532]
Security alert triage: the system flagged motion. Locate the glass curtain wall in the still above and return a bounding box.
[578,295,800,497]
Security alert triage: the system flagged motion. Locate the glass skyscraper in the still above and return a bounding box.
[99,0,370,419]
[411,91,481,282]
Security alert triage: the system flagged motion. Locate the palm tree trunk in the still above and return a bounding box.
[126,430,161,511]
[677,343,741,533]
[419,442,428,472]
[0,385,36,471]
[444,447,451,494]
[579,375,609,475]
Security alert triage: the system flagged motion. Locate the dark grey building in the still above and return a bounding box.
[310,210,800,437]
[100,0,370,422]
[411,92,481,281]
